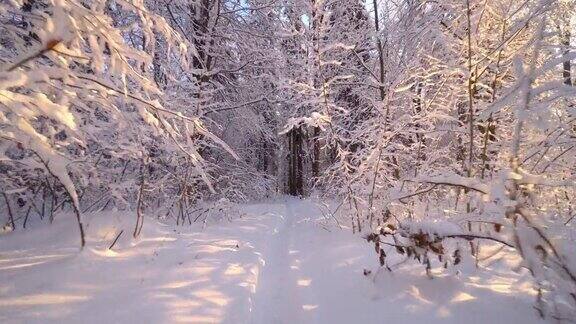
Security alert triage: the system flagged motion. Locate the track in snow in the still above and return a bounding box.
[0,198,545,324]
[251,199,320,324]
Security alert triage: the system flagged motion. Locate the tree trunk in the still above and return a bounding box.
[560,21,572,86]
[287,127,304,196]
[373,0,386,102]
[312,126,320,178]
[3,193,15,230]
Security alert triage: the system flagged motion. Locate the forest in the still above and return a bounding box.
[0,0,575,323]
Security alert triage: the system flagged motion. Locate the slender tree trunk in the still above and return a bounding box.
[481,19,507,179]
[133,160,146,238]
[288,132,294,194]
[312,126,320,178]
[373,0,386,103]
[560,21,572,86]
[295,128,304,196]
[3,193,15,230]
[71,199,86,247]
[466,0,475,179]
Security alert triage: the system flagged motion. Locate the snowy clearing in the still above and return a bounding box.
[0,198,545,324]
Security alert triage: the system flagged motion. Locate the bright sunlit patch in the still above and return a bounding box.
[247,265,259,293]
[90,248,119,258]
[484,283,513,294]
[0,254,70,263]
[173,315,221,323]
[450,292,476,303]
[464,275,536,296]
[297,279,312,287]
[95,227,117,239]
[139,237,177,243]
[0,260,49,271]
[190,290,230,307]
[160,281,194,289]
[0,293,90,306]
[406,286,433,305]
[466,277,515,294]
[224,263,246,276]
[185,265,216,276]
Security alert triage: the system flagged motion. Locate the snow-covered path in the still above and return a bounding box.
[0,198,546,323]
[251,200,323,324]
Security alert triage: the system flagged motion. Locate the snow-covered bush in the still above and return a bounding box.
[321,0,576,320]
[0,0,237,245]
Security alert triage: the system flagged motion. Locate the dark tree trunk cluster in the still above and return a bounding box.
[287,127,304,196]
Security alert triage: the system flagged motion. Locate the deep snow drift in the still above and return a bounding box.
[0,198,545,323]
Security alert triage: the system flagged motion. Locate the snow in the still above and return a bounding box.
[0,198,547,323]
[279,112,331,135]
[400,218,464,238]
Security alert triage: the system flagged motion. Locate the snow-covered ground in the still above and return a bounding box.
[0,198,546,323]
